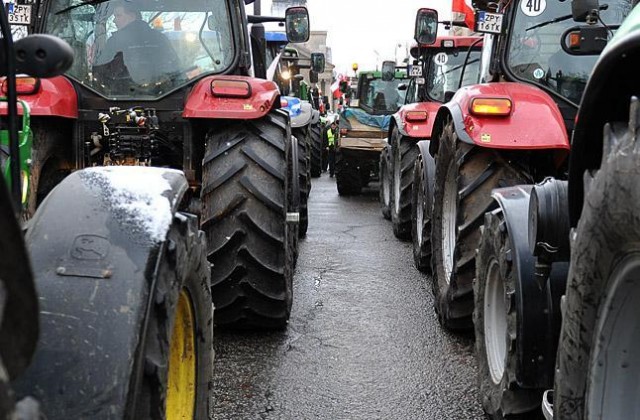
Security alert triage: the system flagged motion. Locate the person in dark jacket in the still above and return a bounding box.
[93,2,180,88]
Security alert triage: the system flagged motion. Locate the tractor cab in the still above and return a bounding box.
[354,68,409,115]
[407,36,482,104]
[42,0,238,99]
[475,0,633,127]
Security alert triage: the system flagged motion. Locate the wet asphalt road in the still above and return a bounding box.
[212,175,484,420]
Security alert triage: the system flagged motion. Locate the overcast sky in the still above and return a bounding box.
[254,0,453,75]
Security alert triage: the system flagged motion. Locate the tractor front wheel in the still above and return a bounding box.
[474,209,544,418]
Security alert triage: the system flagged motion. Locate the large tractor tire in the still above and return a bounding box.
[379,145,391,220]
[202,111,295,328]
[293,127,310,238]
[310,122,323,178]
[30,120,72,216]
[431,120,529,330]
[391,134,419,240]
[14,169,213,419]
[554,99,640,420]
[411,143,436,273]
[336,150,362,196]
[474,209,544,419]
[287,136,301,265]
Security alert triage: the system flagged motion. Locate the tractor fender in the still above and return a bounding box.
[429,83,570,156]
[416,139,435,189]
[389,112,407,139]
[310,108,320,125]
[13,167,189,417]
[183,75,280,120]
[0,76,77,118]
[290,101,313,128]
[395,101,441,139]
[492,186,568,389]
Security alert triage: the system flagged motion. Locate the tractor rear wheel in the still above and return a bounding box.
[293,127,310,237]
[379,145,391,220]
[26,119,71,218]
[411,148,435,273]
[474,209,544,419]
[391,135,418,240]
[336,151,362,196]
[432,120,529,330]
[554,98,640,420]
[310,122,322,178]
[202,111,294,328]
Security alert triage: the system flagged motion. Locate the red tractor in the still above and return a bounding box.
[0,7,214,418]
[2,0,311,329]
[413,2,634,417]
[379,34,483,243]
[413,4,576,331]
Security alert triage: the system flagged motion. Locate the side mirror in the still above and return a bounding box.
[5,34,74,78]
[571,0,600,22]
[311,52,325,73]
[309,70,318,84]
[414,8,438,45]
[561,25,608,55]
[285,6,310,43]
[397,83,408,91]
[381,61,396,82]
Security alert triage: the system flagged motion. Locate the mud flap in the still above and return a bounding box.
[13,167,189,418]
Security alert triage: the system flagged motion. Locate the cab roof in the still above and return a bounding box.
[410,36,483,58]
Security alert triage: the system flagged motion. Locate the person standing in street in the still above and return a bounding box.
[323,121,338,177]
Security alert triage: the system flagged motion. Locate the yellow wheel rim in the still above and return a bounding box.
[166,290,197,419]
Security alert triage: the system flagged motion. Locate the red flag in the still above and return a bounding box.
[452,0,475,29]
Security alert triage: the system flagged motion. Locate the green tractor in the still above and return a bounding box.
[0,8,213,419]
[336,63,409,195]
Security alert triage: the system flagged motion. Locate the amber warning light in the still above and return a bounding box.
[1,76,40,95]
[210,79,252,99]
[405,111,428,122]
[470,97,512,116]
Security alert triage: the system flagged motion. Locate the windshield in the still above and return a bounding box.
[45,0,235,99]
[427,48,482,102]
[359,75,407,114]
[506,0,633,105]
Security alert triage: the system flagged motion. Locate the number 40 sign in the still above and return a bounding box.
[521,0,546,17]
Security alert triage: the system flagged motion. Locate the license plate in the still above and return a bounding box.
[475,11,503,35]
[409,65,422,77]
[7,4,31,26]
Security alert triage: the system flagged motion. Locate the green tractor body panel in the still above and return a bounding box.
[604,4,640,53]
[0,99,32,208]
